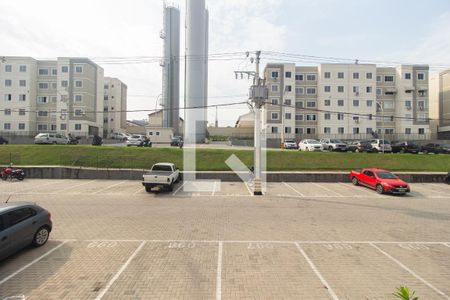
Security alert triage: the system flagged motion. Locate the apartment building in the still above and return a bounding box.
[434,69,450,139]
[0,56,127,138]
[103,77,127,138]
[263,63,431,141]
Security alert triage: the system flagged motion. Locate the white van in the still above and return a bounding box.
[34,133,69,145]
[370,139,392,153]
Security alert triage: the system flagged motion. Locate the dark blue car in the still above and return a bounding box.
[0,202,52,261]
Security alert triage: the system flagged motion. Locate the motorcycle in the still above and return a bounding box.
[68,135,80,145]
[1,166,25,181]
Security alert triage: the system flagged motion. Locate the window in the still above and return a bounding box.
[4,123,11,130]
[18,123,25,130]
[285,85,292,92]
[353,128,360,134]
[418,100,425,109]
[285,127,292,134]
[285,113,292,120]
[104,95,109,101]
[306,114,317,121]
[324,127,331,134]
[417,114,427,122]
[295,74,304,81]
[5,65,12,72]
[366,128,373,134]
[376,88,382,95]
[103,118,108,124]
[61,66,69,73]
[37,96,48,104]
[324,72,331,79]
[418,128,425,135]
[5,94,12,101]
[75,65,83,73]
[75,95,83,102]
[353,116,360,122]
[74,109,83,116]
[4,109,11,116]
[271,112,279,120]
[156,132,160,136]
[38,111,48,117]
[353,100,360,107]
[307,101,316,108]
[307,74,316,81]
[75,80,83,88]
[295,87,304,95]
[405,73,411,80]
[75,124,82,131]
[366,100,373,107]
[324,113,331,120]
[296,101,304,109]
[295,127,304,134]
[376,75,382,82]
[306,88,316,95]
[19,109,26,116]
[324,86,331,93]
[383,101,394,109]
[418,90,427,97]
[417,73,425,80]
[385,129,394,135]
[306,128,316,134]
[51,96,57,103]
[338,72,344,79]
[104,84,109,89]
[52,68,57,76]
[366,86,373,93]
[17,80,26,88]
[353,86,360,94]
[338,127,344,134]
[295,114,304,121]
[405,128,411,135]
[337,113,344,120]
[39,82,49,89]
[19,65,27,72]
[353,72,359,79]
[5,80,12,87]
[324,99,331,106]
[271,71,279,79]
[6,208,36,226]
[285,99,292,106]
[61,80,68,88]
[60,124,67,130]
[39,68,49,76]
[271,85,279,92]
[384,75,394,82]
[271,127,278,134]
[51,82,57,89]
[271,98,279,105]
[285,71,292,78]
[37,124,46,131]
[338,86,344,93]
[366,73,373,80]
[338,100,344,107]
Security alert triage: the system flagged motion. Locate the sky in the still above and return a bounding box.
[1,0,450,126]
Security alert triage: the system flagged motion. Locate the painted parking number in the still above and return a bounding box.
[323,244,353,250]
[398,243,430,250]
[168,242,196,249]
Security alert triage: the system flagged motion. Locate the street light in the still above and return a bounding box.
[376,101,385,154]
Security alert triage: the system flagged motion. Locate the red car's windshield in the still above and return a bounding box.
[376,172,397,179]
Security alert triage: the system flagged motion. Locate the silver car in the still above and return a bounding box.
[34,133,69,145]
[0,202,53,261]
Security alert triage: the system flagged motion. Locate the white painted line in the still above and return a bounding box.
[172,182,186,196]
[283,182,305,197]
[212,180,217,197]
[93,180,127,194]
[311,183,344,197]
[56,180,97,193]
[244,182,253,196]
[95,241,147,300]
[295,243,339,300]
[133,187,145,194]
[370,243,450,299]
[216,241,223,300]
[0,241,69,286]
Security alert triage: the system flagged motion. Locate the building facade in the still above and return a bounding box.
[263,63,431,141]
[0,56,127,138]
[435,70,450,139]
[103,77,127,138]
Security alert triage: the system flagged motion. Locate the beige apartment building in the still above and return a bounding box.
[263,63,431,141]
[0,56,127,138]
[103,77,127,138]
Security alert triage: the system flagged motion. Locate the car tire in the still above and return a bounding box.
[328,146,333,152]
[145,186,153,193]
[32,226,50,247]
[168,184,174,192]
[376,184,384,195]
[352,177,359,186]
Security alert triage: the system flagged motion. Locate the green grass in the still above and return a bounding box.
[0,145,449,172]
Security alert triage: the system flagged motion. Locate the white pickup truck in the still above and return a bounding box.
[142,163,181,193]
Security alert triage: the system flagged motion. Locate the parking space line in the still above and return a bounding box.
[216,241,223,300]
[0,240,69,286]
[56,180,97,193]
[311,183,344,197]
[95,241,147,300]
[295,243,339,300]
[283,182,305,197]
[370,243,450,299]
[133,187,145,194]
[244,182,253,196]
[172,182,186,196]
[93,180,128,194]
[337,183,383,198]
[212,181,217,197]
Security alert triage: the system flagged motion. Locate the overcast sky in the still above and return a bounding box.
[1,0,450,126]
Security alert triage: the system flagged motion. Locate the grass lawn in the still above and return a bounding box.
[0,145,449,172]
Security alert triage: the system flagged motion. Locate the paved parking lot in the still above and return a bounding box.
[1,179,450,299]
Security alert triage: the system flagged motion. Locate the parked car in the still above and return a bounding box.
[0,136,8,145]
[370,139,392,153]
[0,202,53,261]
[92,135,103,146]
[347,141,376,153]
[320,139,347,152]
[111,132,128,141]
[350,168,410,195]
[421,143,450,154]
[170,137,184,147]
[142,163,181,192]
[298,139,324,152]
[127,135,146,147]
[34,133,69,145]
[283,140,298,150]
[391,141,421,154]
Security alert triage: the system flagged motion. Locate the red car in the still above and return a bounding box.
[349,168,410,195]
